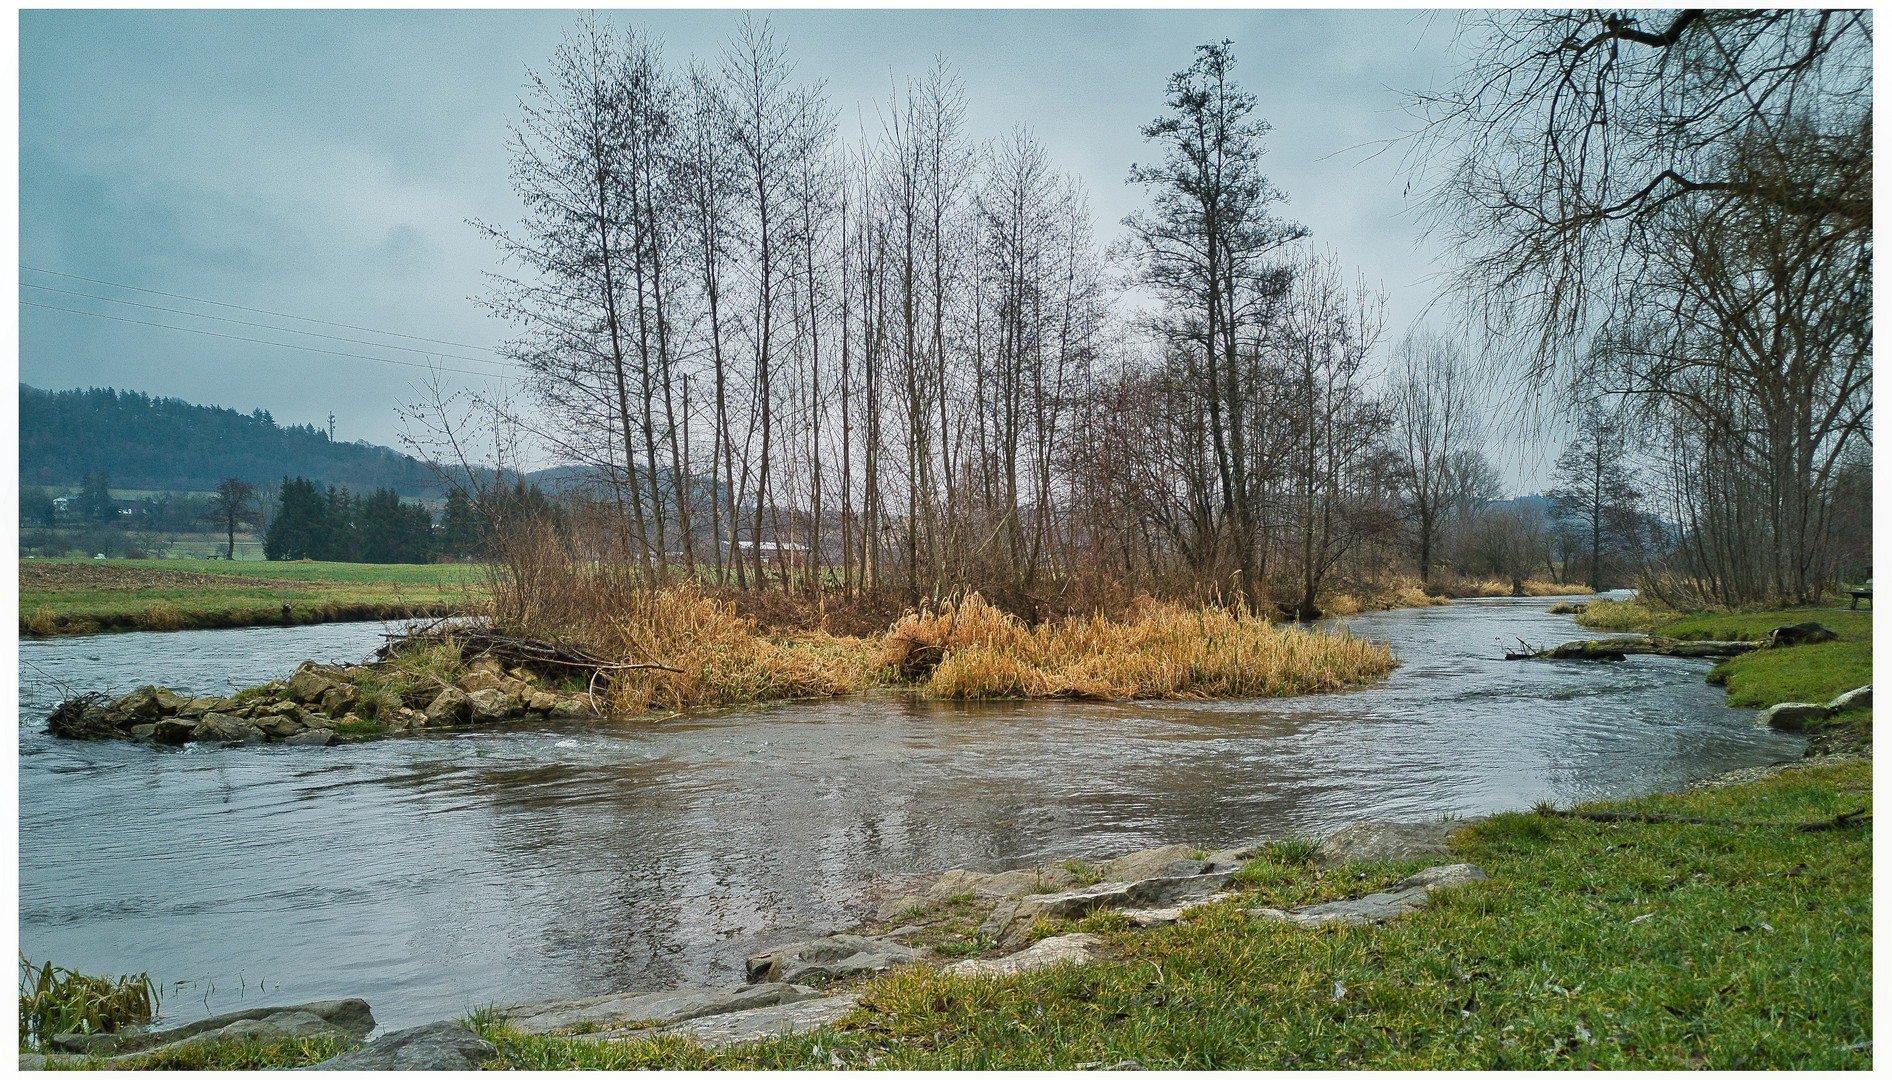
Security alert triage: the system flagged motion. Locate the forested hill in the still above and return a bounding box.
[19,385,441,495]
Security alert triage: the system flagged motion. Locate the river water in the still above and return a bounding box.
[18,597,1803,1030]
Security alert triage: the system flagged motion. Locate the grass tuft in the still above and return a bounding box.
[18,954,154,1051]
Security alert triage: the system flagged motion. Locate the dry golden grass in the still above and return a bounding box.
[887,593,1397,701]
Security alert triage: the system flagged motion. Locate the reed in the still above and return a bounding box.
[18,954,154,1050]
[893,594,1397,701]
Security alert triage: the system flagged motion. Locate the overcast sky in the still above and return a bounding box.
[17,8,1565,491]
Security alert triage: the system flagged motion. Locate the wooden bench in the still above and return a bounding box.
[1850,587,1872,610]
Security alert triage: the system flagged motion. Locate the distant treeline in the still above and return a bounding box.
[19,384,441,495]
[263,477,560,564]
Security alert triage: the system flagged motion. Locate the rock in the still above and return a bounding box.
[585,995,860,1048]
[746,933,924,985]
[1316,821,1464,866]
[548,697,594,719]
[178,696,230,718]
[875,895,929,921]
[466,688,519,723]
[1768,621,1839,647]
[284,729,338,747]
[50,999,373,1057]
[946,933,1109,977]
[497,983,822,1036]
[425,687,471,725]
[1763,702,1829,731]
[153,687,191,713]
[986,872,1235,945]
[925,866,1075,902]
[287,667,342,704]
[527,691,560,712]
[1251,863,1488,928]
[255,700,304,719]
[459,670,505,694]
[194,714,265,743]
[468,656,505,677]
[128,723,156,738]
[301,1020,494,1071]
[1828,685,1872,712]
[257,715,307,738]
[1099,844,1204,881]
[152,717,198,745]
[319,685,360,718]
[1122,895,1222,927]
[108,685,163,720]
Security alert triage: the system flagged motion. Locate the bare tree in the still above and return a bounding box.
[1387,327,1477,586]
[201,477,260,560]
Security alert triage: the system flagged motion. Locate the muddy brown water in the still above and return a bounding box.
[18,597,1802,1030]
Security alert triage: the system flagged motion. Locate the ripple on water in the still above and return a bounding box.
[20,600,1800,1029]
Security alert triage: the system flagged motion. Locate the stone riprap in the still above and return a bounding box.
[1250,863,1488,927]
[47,658,597,749]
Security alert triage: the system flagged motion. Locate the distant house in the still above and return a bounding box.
[735,540,808,569]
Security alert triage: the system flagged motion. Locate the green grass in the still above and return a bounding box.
[66,1033,360,1070]
[1709,642,1874,709]
[20,558,488,635]
[462,761,1871,1071]
[1661,608,1872,644]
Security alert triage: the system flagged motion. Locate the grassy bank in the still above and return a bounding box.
[19,558,486,636]
[458,759,1870,1071]
[1573,599,1872,745]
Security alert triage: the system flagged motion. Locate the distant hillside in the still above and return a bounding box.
[19,385,442,496]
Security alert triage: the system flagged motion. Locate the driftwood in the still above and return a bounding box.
[1542,807,1871,832]
[378,625,681,677]
[1505,636,1760,661]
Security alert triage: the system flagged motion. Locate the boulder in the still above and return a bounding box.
[527,691,560,712]
[108,685,163,720]
[746,933,924,985]
[284,729,337,747]
[1316,821,1462,866]
[548,697,594,719]
[468,656,505,677]
[466,688,519,723]
[458,671,506,694]
[1100,844,1204,881]
[1828,685,1872,712]
[318,685,360,718]
[425,688,471,725]
[301,1021,494,1071]
[257,715,307,738]
[254,700,304,720]
[1763,702,1829,731]
[287,667,342,705]
[497,983,821,1036]
[178,697,230,718]
[153,687,192,713]
[129,723,157,739]
[1767,622,1839,648]
[946,933,1109,977]
[152,717,198,745]
[194,714,265,744]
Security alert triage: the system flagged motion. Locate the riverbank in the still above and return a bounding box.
[19,558,486,636]
[64,748,1867,1071]
[1575,599,1872,750]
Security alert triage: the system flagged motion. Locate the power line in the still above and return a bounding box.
[18,263,507,356]
[20,300,506,381]
[20,281,514,372]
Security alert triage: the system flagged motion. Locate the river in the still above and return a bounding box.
[17,597,1803,1031]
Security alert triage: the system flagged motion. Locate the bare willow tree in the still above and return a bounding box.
[1411,9,1872,602]
[1387,328,1478,586]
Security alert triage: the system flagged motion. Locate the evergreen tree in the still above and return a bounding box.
[441,487,485,559]
[357,488,434,563]
[264,477,326,560]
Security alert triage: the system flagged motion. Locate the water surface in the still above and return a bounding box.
[18,598,1803,1029]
